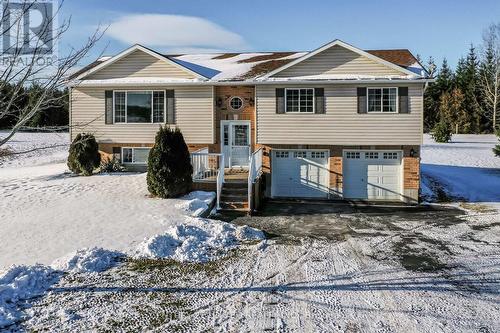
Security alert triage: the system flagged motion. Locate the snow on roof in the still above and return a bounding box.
[172,52,306,81]
[73,47,427,82]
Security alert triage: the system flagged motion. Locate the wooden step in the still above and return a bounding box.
[220,201,248,210]
[223,181,247,189]
[222,187,247,195]
[221,194,247,202]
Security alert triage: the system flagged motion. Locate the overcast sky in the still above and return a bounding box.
[60,0,500,69]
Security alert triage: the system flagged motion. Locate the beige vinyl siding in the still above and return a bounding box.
[256,84,424,145]
[272,45,403,77]
[71,86,213,144]
[86,50,196,80]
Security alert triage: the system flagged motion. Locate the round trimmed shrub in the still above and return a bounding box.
[431,122,452,143]
[147,127,193,198]
[67,133,101,176]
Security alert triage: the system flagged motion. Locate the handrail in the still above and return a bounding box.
[216,154,224,210]
[190,150,224,210]
[248,148,263,212]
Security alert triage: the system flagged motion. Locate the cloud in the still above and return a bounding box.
[106,14,246,52]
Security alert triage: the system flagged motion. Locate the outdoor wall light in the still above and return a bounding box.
[217,98,223,107]
[410,148,416,157]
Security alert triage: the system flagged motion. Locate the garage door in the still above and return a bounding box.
[343,151,402,200]
[272,150,329,198]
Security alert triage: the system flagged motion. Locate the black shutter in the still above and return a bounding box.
[398,87,409,113]
[276,88,285,114]
[166,90,175,124]
[357,87,367,114]
[105,90,113,124]
[314,88,325,114]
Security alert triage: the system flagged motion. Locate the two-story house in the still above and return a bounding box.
[69,39,431,211]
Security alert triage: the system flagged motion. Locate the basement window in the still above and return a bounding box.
[122,147,150,164]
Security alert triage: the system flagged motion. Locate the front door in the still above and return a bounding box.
[221,121,251,168]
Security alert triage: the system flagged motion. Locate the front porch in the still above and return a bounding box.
[190,148,263,213]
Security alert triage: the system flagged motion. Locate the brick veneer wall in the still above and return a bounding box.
[214,86,256,152]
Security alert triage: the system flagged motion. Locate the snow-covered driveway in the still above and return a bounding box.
[421,134,500,202]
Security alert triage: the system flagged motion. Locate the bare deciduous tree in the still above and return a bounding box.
[0,0,104,147]
[479,23,500,132]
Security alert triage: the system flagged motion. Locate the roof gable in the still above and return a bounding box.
[262,40,420,79]
[76,45,208,81]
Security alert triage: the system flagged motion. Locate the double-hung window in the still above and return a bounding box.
[285,88,314,113]
[367,88,397,113]
[114,91,165,123]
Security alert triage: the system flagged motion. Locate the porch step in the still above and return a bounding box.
[223,181,247,188]
[220,201,248,210]
[222,187,247,195]
[221,194,247,202]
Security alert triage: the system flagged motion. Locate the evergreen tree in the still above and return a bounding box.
[438,88,466,133]
[147,127,193,198]
[435,58,454,92]
[67,133,101,176]
[455,45,481,133]
[424,58,454,132]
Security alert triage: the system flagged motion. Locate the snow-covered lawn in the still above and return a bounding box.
[421,134,500,203]
[1,132,499,331]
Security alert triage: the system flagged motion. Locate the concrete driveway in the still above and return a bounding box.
[233,200,466,241]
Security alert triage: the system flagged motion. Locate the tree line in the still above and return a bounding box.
[0,82,68,129]
[424,23,500,134]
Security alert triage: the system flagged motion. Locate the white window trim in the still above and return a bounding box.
[113,90,166,124]
[121,147,151,164]
[284,88,315,113]
[366,87,398,113]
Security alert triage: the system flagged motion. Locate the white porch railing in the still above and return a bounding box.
[248,148,263,212]
[216,155,225,210]
[190,149,224,209]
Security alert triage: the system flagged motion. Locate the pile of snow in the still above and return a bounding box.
[134,217,264,262]
[175,191,216,217]
[0,265,60,327]
[51,248,124,273]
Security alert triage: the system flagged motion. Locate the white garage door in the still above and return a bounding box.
[272,150,329,198]
[343,151,402,200]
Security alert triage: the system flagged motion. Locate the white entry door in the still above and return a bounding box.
[343,150,402,200]
[221,121,251,168]
[271,150,330,198]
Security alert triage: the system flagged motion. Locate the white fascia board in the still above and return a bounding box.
[75,44,209,81]
[70,78,433,88]
[259,39,421,79]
